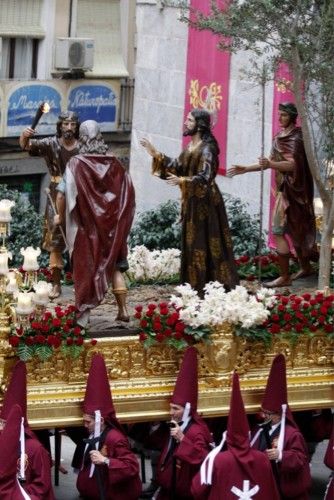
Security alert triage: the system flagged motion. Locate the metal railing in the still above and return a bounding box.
[118,78,135,132]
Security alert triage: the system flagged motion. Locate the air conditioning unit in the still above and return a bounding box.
[54,38,94,71]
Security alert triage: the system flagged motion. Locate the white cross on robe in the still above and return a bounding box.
[231,480,260,499]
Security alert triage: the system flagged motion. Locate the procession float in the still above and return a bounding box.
[0,198,332,429]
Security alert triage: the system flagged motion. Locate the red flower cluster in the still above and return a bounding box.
[235,253,298,281]
[134,302,192,348]
[8,305,97,361]
[262,292,334,337]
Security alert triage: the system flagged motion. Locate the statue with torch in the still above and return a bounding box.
[19,107,80,299]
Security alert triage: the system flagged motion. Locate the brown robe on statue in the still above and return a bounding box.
[29,136,79,253]
[271,127,316,257]
[152,142,239,295]
[64,154,135,316]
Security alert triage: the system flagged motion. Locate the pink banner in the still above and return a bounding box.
[183,0,230,174]
[268,62,298,250]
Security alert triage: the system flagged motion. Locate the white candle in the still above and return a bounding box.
[0,252,11,275]
[0,199,15,223]
[6,271,19,294]
[16,292,34,315]
[21,246,41,271]
[33,281,52,305]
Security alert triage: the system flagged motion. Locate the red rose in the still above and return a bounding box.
[239,255,250,263]
[283,313,292,322]
[295,323,303,332]
[146,310,154,318]
[159,302,168,309]
[309,325,318,332]
[175,322,185,333]
[324,324,334,333]
[173,332,182,340]
[160,308,169,316]
[76,337,84,346]
[73,326,82,336]
[277,304,285,312]
[164,328,172,337]
[302,293,311,301]
[156,333,164,342]
[41,324,50,333]
[280,297,289,305]
[271,314,280,322]
[270,324,281,334]
[63,325,70,333]
[148,303,157,310]
[31,321,41,330]
[52,318,62,327]
[310,299,317,306]
[153,322,162,332]
[134,312,142,319]
[310,310,318,317]
[53,337,61,348]
[35,335,46,344]
[47,335,55,346]
[43,311,52,320]
[140,319,148,328]
[9,336,20,347]
[25,337,34,345]
[139,332,148,342]
[135,305,143,312]
[318,316,326,324]
[66,338,73,345]
[320,306,328,315]
[90,339,97,346]
[302,302,310,310]
[66,318,74,327]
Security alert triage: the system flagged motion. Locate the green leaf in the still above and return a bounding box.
[17,343,34,361]
[35,345,53,361]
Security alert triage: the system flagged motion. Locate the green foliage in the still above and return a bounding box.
[129,196,265,256]
[129,200,181,250]
[0,185,49,267]
[224,194,266,257]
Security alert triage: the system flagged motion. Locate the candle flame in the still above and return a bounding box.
[42,102,50,113]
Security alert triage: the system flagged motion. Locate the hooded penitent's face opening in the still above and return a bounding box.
[169,403,184,423]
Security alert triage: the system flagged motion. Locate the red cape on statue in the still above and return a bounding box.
[64,154,135,316]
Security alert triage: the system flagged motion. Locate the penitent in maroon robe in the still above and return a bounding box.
[252,423,311,499]
[156,419,212,499]
[64,154,135,316]
[324,426,334,500]
[23,436,54,500]
[191,449,279,500]
[76,427,142,500]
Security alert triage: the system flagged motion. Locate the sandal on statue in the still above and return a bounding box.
[115,313,130,323]
[291,268,314,280]
[263,276,292,288]
[49,285,62,300]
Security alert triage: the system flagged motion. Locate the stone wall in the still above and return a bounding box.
[130,2,274,231]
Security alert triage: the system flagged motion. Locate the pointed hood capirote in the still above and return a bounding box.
[0,361,35,439]
[83,353,122,431]
[171,346,198,414]
[226,372,250,454]
[0,404,28,500]
[261,354,296,427]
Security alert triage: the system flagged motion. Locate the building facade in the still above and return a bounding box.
[0,0,136,212]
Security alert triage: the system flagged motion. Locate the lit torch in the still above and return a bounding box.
[31,102,50,130]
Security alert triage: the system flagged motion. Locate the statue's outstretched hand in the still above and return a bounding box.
[227,165,247,177]
[140,138,158,158]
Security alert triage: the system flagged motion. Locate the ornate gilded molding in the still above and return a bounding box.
[0,324,333,427]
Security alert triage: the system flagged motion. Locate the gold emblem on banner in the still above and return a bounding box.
[189,79,222,112]
[275,77,293,93]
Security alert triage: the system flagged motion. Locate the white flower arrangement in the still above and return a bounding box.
[127,245,181,283]
[170,282,277,330]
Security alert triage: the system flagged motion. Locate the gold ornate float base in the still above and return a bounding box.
[0,324,333,428]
